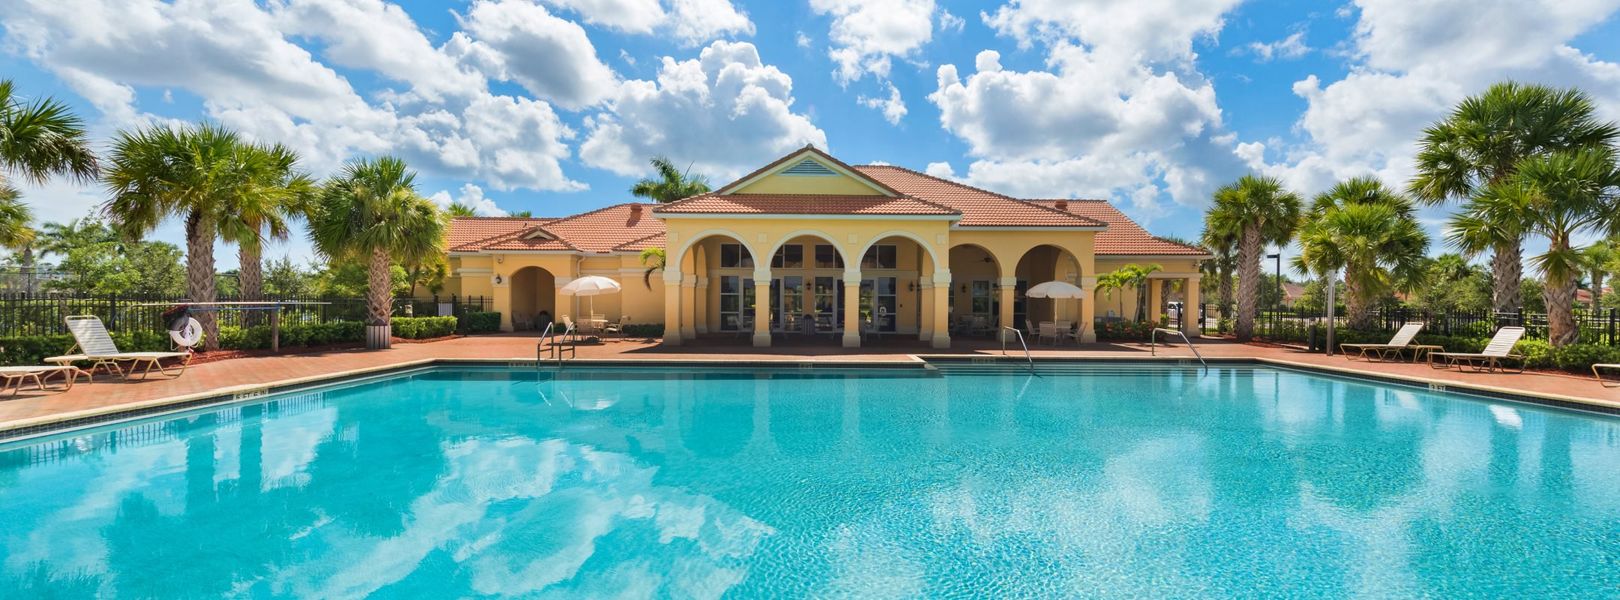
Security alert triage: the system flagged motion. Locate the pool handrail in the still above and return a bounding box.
[1151,327,1207,370]
[1000,326,1036,374]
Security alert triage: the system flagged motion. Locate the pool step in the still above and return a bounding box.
[926,360,1224,376]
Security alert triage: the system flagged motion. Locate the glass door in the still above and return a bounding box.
[718,276,754,331]
[861,277,898,332]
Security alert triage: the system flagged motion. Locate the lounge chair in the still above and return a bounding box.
[46,315,192,379]
[1340,322,1439,362]
[1427,326,1526,373]
[1595,364,1620,387]
[0,363,90,397]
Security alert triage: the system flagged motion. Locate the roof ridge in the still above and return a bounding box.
[715,146,907,197]
[539,201,651,228]
[449,215,557,221]
[855,165,1106,227]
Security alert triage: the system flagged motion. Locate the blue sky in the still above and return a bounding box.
[3,0,1619,269]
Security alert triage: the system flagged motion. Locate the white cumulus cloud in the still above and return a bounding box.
[430,183,508,216]
[811,0,940,84]
[858,83,907,125]
[580,40,827,181]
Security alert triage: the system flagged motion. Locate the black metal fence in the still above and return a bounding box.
[0,292,491,337]
[1199,303,1620,346]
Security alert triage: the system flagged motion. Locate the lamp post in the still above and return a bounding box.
[1265,252,1281,336]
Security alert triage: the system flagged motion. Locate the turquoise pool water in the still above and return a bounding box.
[3,365,1620,598]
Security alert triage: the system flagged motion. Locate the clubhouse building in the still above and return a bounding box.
[438,146,1208,348]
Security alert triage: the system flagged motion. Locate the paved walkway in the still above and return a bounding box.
[3,333,1616,435]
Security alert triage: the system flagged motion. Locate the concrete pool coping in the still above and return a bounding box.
[3,353,1617,443]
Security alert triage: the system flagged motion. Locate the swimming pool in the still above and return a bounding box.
[3,364,1619,597]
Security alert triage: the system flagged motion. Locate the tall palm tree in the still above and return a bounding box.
[1468,148,1620,346]
[104,124,252,350]
[1578,238,1618,310]
[308,157,445,349]
[1205,175,1303,341]
[217,143,315,316]
[1294,177,1430,329]
[1410,82,1620,312]
[1199,225,1238,321]
[0,79,99,292]
[631,156,710,203]
[444,202,478,217]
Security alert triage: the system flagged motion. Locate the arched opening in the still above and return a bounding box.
[763,233,851,342]
[1013,244,1084,339]
[681,233,756,335]
[510,266,556,331]
[946,244,1000,338]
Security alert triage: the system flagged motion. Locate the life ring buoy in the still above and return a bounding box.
[169,317,203,349]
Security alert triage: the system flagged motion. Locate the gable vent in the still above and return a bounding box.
[782,159,836,176]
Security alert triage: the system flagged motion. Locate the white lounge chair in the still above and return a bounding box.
[1340,322,1439,362]
[46,315,192,379]
[0,364,90,396]
[1594,363,1620,387]
[1427,326,1526,373]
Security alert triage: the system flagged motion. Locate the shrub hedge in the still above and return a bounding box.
[461,311,502,333]
[1317,328,1620,372]
[392,316,457,340]
[622,323,664,338]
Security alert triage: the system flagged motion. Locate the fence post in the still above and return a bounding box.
[1610,308,1616,347]
[108,292,119,332]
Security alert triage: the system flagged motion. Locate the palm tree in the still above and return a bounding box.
[1294,177,1430,330]
[631,156,710,203]
[444,202,478,217]
[1205,175,1303,341]
[1411,82,1620,312]
[104,123,252,350]
[0,79,99,291]
[218,142,315,317]
[1468,148,1620,346]
[1578,238,1618,310]
[1199,225,1237,321]
[639,247,665,289]
[308,157,445,349]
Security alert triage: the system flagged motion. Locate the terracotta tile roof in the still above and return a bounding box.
[653,193,959,216]
[448,204,664,254]
[446,216,557,251]
[853,165,1106,228]
[1028,199,1210,256]
[614,232,665,252]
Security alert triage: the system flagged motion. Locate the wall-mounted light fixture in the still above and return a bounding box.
[493,274,504,285]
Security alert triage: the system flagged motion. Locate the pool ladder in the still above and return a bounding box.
[537,322,576,366]
[999,326,1036,375]
[1151,327,1207,371]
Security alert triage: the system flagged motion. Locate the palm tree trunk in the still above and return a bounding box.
[1218,264,1233,320]
[185,209,220,351]
[238,241,263,326]
[20,245,34,294]
[366,246,392,349]
[1235,226,1261,342]
[1591,270,1604,311]
[1545,272,1578,347]
[1490,241,1522,313]
[1344,275,1372,330]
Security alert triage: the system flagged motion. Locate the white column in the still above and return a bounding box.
[918,276,934,342]
[695,276,710,334]
[680,274,698,338]
[931,270,952,349]
[753,267,772,347]
[997,276,1018,342]
[662,270,683,345]
[842,268,862,348]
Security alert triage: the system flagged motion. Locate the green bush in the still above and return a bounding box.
[0,330,171,365]
[1096,319,1155,341]
[622,323,664,338]
[461,311,502,333]
[392,316,457,339]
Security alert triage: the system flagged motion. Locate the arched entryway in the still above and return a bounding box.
[510,266,556,331]
[667,231,758,345]
[762,233,853,346]
[1013,244,1085,341]
[946,244,1000,338]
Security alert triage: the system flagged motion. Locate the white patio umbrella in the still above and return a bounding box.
[1025,280,1085,299]
[557,275,622,322]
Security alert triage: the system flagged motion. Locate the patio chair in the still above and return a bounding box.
[1038,322,1058,345]
[1062,322,1085,346]
[1340,322,1436,362]
[1594,363,1620,387]
[1427,326,1527,373]
[0,365,90,397]
[47,315,191,379]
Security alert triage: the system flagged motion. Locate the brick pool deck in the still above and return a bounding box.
[3,332,1617,437]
